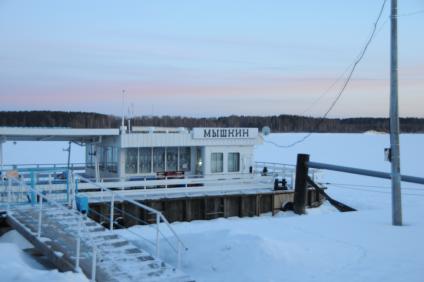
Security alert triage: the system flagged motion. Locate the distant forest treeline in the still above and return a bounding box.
[0,111,424,133]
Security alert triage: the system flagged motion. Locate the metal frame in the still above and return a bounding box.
[5,177,99,281]
[74,173,188,269]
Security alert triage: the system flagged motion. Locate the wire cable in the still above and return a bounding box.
[300,62,354,116]
[398,9,424,17]
[266,0,388,148]
[329,184,424,198]
[324,181,424,191]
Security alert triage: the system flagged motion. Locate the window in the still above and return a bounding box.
[179,147,191,171]
[107,147,118,173]
[228,152,240,172]
[166,147,178,171]
[153,147,165,172]
[195,147,203,175]
[102,147,109,170]
[125,148,138,174]
[211,152,223,173]
[86,145,94,169]
[97,147,104,169]
[139,148,152,173]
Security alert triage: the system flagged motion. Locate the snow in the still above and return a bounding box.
[0,231,88,282]
[117,133,424,282]
[1,133,424,282]
[0,230,33,249]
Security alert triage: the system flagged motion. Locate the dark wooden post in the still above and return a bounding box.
[294,154,310,215]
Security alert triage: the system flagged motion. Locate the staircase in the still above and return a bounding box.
[2,177,193,282]
[7,205,192,282]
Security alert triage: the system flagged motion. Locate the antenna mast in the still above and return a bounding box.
[121,89,126,128]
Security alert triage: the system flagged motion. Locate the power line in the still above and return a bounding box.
[266,0,388,148]
[324,182,424,191]
[329,184,424,198]
[398,9,424,17]
[300,63,354,116]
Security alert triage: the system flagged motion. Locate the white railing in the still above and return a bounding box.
[0,162,86,171]
[0,169,70,205]
[255,161,321,187]
[1,161,322,205]
[2,172,261,208]
[5,177,99,281]
[73,173,188,269]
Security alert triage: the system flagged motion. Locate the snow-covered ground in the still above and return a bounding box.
[118,133,424,282]
[0,230,88,281]
[1,133,424,281]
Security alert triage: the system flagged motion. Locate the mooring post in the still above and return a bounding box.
[294,154,310,215]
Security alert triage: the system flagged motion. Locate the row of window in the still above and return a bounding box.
[86,145,118,172]
[125,147,191,174]
[210,152,240,173]
[86,145,241,175]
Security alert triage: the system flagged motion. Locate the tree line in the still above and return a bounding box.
[0,111,423,133]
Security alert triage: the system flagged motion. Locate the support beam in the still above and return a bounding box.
[94,145,100,182]
[294,154,309,215]
[185,199,192,221]
[0,140,3,172]
[307,161,424,185]
[306,176,356,212]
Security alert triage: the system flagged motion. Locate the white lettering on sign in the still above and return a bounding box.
[192,128,258,139]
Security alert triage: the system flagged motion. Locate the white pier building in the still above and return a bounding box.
[87,127,260,181]
[0,125,321,204]
[0,126,294,196]
[0,126,323,281]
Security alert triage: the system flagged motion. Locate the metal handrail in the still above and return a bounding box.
[6,177,99,281]
[70,173,258,192]
[87,171,256,182]
[255,161,321,181]
[2,174,269,201]
[74,173,187,268]
[0,163,87,173]
[255,161,296,167]
[0,162,87,167]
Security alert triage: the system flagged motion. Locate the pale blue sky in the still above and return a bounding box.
[0,0,423,117]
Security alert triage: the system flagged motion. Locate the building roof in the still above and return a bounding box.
[0,126,262,146]
[0,127,119,142]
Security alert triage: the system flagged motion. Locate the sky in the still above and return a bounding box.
[0,0,423,118]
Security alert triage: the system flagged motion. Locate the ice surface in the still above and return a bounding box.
[118,133,424,282]
[1,133,423,282]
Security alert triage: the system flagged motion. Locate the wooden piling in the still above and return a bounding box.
[294,154,309,215]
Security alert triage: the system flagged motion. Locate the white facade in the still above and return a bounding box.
[85,127,262,180]
[203,145,253,176]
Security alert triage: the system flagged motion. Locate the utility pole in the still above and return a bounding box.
[390,0,402,226]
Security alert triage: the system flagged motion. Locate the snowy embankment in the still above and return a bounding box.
[0,230,88,282]
[118,133,424,282]
[0,133,423,282]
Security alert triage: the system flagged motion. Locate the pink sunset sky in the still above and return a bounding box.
[1,0,423,117]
